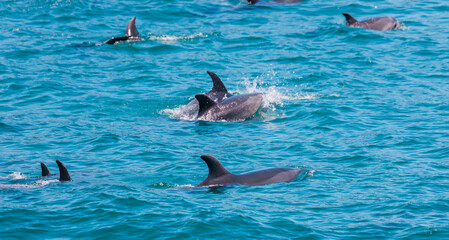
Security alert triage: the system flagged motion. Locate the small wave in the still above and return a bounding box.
[0,172,27,180]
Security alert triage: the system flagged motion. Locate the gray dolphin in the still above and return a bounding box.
[104,17,141,44]
[248,0,305,4]
[343,13,402,31]
[0,160,71,189]
[196,155,304,187]
[181,71,263,122]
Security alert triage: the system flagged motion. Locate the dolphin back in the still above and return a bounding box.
[196,155,233,187]
[41,162,51,176]
[343,13,358,26]
[195,155,303,187]
[195,94,218,118]
[56,160,71,181]
[359,17,402,31]
[343,13,402,31]
[126,17,139,37]
[235,168,303,186]
[207,71,228,93]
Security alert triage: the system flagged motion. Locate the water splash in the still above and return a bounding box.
[240,70,319,109]
[160,103,195,121]
[35,179,59,186]
[0,172,27,180]
[161,70,319,121]
[148,182,194,189]
[148,33,210,43]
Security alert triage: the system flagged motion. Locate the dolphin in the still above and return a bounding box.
[196,155,304,187]
[104,17,141,44]
[248,0,305,4]
[342,13,402,31]
[0,160,71,189]
[181,71,263,122]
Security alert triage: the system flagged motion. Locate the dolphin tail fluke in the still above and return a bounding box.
[207,71,228,93]
[41,162,51,177]
[126,17,139,37]
[195,94,217,117]
[201,155,231,178]
[56,160,71,181]
[343,13,358,25]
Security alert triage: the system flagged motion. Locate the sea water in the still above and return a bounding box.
[1,0,449,239]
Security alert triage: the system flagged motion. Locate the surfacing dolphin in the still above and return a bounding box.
[343,13,402,31]
[247,0,305,4]
[181,71,263,122]
[0,160,71,189]
[196,155,305,187]
[104,17,141,44]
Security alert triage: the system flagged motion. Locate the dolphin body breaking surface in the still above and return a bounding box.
[196,155,305,187]
[0,160,71,189]
[180,71,263,122]
[343,13,402,31]
[104,17,141,44]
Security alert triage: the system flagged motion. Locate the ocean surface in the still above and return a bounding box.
[1,0,449,239]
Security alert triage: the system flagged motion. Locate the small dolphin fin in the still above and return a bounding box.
[41,162,51,177]
[126,17,139,37]
[201,155,231,178]
[207,71,228,93]
[56,160,71,181]
[195,94,217,117]
[343,13,358,25]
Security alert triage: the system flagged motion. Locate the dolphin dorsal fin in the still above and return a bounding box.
[207,71,228,93]
[56,160,71,181]
[201,155,231,178]
[195,94,217,117]
[41,162,51,176]
[343,13,358,25]
[126,17,139,37]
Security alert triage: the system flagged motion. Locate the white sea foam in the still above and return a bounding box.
[307,170,315,178]
[0,172,27,180]
[176,184,195,188]
[149,33,209,43]
[160,104,194,121]
[35,179,59,186]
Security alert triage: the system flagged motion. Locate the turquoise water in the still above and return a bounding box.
[1,0,449,238]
